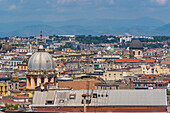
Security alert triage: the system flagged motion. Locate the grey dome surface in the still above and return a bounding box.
[28,52,55,70]
[130,39,143,49]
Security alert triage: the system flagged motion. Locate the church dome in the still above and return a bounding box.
[28,52,55,70]
[130,39,143,49]
[109,48,115,53]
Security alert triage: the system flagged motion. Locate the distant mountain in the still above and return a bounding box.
[150,23,170,36]
[0,17,169,36]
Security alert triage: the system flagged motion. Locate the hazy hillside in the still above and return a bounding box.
[0,17,169,36]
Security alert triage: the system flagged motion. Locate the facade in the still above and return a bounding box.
[8,58,24,69]
[0,81,9,96]
[141,64,154,74]
[18,60,28,71]
[102,67,142,81]
[8,80,20,93]
[154,65,170,75]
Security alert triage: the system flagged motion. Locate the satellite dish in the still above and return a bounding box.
[41,85,44,92]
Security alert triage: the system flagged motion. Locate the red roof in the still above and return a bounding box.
[161,61,170,65]
[143,60,155,63]
[18,54,25,56]
[58,63,65,67]
[54,51,62,54]
[165,58,170,61]
[0,72,11,75]
[0,99,23,103]
[115,59,155,63]
[19,86,26,89]
[146,49,155,52]
[115,59,141,63]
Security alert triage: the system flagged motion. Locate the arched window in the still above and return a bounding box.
[35,78,37,86]
[138,51,140,55]
[41,78,44,84]
[133,51,135,55]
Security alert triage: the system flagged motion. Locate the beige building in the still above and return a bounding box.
[154,65,170,75]
[102,67,142,81]
[141,64,154,74]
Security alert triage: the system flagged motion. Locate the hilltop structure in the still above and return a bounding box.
[129,39,143,59]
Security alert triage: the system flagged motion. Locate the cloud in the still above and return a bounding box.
[20,0,24,3]
[35,8,41,11]
[57,0,89,4]
[8,4,16,10]
[108,0,114,5]
[46,0,50,4]
[56,8,65,12]
[150,0,167,5]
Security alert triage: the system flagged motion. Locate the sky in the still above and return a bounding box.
[0,0,170,23]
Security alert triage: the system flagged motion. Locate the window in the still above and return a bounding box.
[144,84,147,87]
[149,77,151,80]
[41,78,44,84]
[153,77,156,80]
[35,79,37,86]
[133,51,135,55]
[93,93,97,98]
[46,101,53,105]
[109,74,111,77]
[135,83,137,87]
[152,69,154,74]
[138,51,140,55]
[69,94,76,99]
[15,84,18,89]
[138,83,141,87]
[5,86,7,91]
[81,99,91,104]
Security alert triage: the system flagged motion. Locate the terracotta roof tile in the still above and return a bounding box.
[161,61,170,65]
[143,60,155,63]
[18,54,25,56]
[58,63,65,67]
[58,80,101,90]
[146,49,155,52]
[165,58,170,61]
[115,59,141,63]
[54,51,62,54]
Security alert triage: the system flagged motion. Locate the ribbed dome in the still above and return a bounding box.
[130,39,143,49]
[28,52,55,70]
[109,48,115,53]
